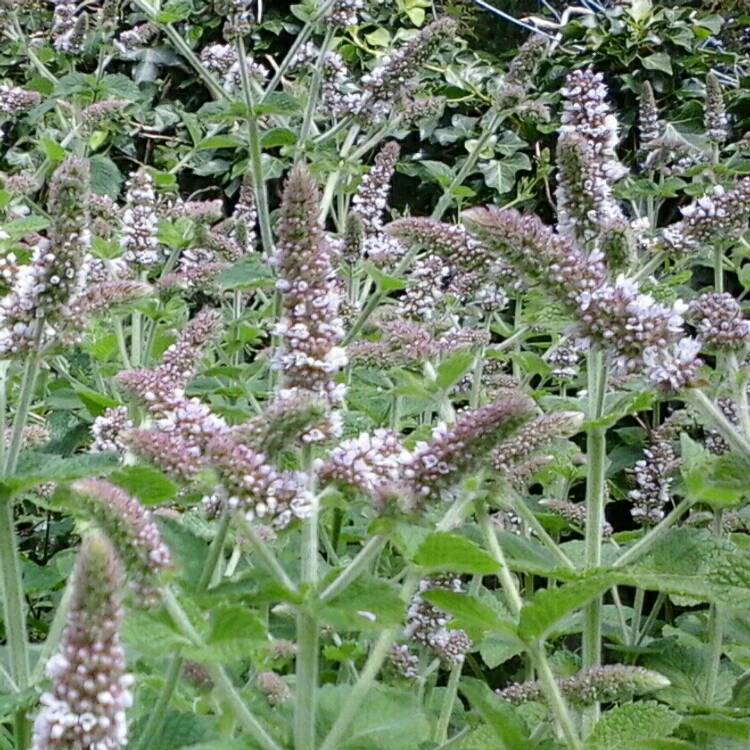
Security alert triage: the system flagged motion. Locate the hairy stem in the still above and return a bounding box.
[320,535,388,603]
[582,348,608,733]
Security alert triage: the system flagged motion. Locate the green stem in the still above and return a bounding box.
[510,498,576,572]
[582,348,607,733]
[431,110,504,221]
[295,446,319,750]
[237,39,274,256]
[704,511,724,704]
[134,515,231,750]
[614,496,693,569]
[320,535,388,603]
[319,126,361,222]
[685,389,750,461]
[318,571,422,750]
[162,589,283,750]
[630,588,644,647]
[529,644,583,750]
[433,661,463,744]
[297,28,335,150]
[237,517,298,593]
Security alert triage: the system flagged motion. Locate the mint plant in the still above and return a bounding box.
[1,1,750,749]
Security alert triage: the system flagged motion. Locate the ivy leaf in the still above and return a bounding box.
[413,532,500,574]
[641,52,673,75]
[583,702,681,750]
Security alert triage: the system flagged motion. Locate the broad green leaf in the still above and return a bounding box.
[365,262,407,292]
[0,688,39,722]
[459,678,530,750]
[518,573,617,642]
[90,155,123,198]
[254,92,301,116]
[197,135,245,150]
[318,684,430,750]
[110,464,178,506]
[413,532,500,574]
[436,351,475,390]
[423,588,518,641]
[584,702,681,750]
[217,255,275,291]
[682,715,750,740]
[3,452,119,495]
[319,577,405,631]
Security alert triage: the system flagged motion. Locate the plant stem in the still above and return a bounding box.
[318,570,422,750]
[237,517,298,593]
[431,110,504,221]
[704,511,724,704]
[685,389,750,461]
[295,446,319,750]
[582,348,608,733]
[529,644,583,750]
[613,496,693,568]
[434,661,463,744]
[319,125,361,222]
[237,39,274,256]
[320,535,388,603]
[297,28,335,150]
[162,588,283,750]
[134,514,231,750]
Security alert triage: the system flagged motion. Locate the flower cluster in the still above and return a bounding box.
[200,43,269,94]
[317,429,409,497]
[497,664,669,706]
[541,499,613,538]
[358,18,457,122]
[492,411,583,474]
[689,292,750,350]
[464,206,701,390]
[628,426,680,526]
[389,644,419,679]
[405,576,473,664]
[32,533,133,750]
[205,433,312,528]
[72,479,173,606]
[660,179,750,255]
[256,672,291,706]
[327,0,366,27]
[273,164,347,435]
[352,142,401,236]
[0,84,40,138]
[114,22,158,53]
[120,168,161,269]
[90,406,133,454]
[705,71,729,144]
[638,81,662,150]
[52,0,85,53]
[402,396,534,504]
[0,157,90,355]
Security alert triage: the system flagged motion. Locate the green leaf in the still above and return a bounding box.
[90,155,123,198]
[627,0,652,22]
[217,255,275,291]
[683,715,750,740]
[480,153,531,194]
[413,532,500,575]
[100,73,141,101]
[584,702,681,750]
[319,684,430,750]
[459,678,530,750]
[2,452,119,495]
[518,573,617,642]
[641,52,673,75]
[110,465,178,506]
[436,351,475,390]
[319,577,405,631]
[254,92,301,116]
[423,588,519,642]
[2,216,49,241]
[365,28,391,47]
[261,127,297,148]
[40,137,65,162]
[365,262,407,293]
[0,688,39,722]
[197,134,245,151]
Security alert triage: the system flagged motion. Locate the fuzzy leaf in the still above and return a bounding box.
[584,702,681,750]
[459,678,530,750]
[518,573,617,642]
[413,532,500,574]
[110,464,178,506]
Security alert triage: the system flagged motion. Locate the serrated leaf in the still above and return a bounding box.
[423,589,518,641]
[519,573,617,642]
[90,154,123,198]
[2,451,119,495]
[584,702,680,750]
[217,255,275,291]
[319,577,405,631]
[319,684,430,750]
[254,92,301,116]
[683,715,750,740]
[413,532,500,574]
